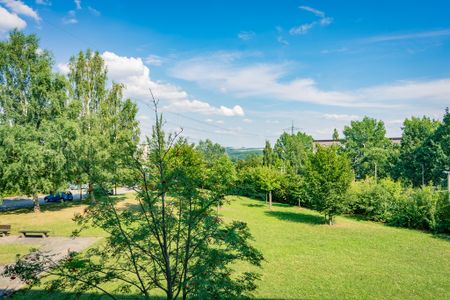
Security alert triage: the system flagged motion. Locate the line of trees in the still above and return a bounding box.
[234,114,450,231]
[0,31,140,211]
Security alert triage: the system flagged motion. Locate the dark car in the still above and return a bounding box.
[44,191,73,203]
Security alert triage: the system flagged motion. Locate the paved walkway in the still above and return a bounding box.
[0,236,100,298]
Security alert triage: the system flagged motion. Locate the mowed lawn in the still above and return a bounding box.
[3,194,450,299]
[220,196,450,300]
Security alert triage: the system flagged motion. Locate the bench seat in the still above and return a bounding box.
[19,230,49,238]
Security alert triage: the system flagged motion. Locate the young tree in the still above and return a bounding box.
[5,102,263,299]
[302,145,353,224]
[255,166,282,210]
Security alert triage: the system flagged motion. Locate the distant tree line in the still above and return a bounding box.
[233,114,450,231]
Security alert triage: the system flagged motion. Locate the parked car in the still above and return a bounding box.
[44,191,73,203]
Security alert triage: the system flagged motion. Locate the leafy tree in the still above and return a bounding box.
[0,31,68,211]
[302,146,353,224]
[396,116,440,185]
[342,117,394,179]
[274,132,313,174]
[255,166,282,210]
[67,50,139,199]
[196,139,226,163]
[424,108,450,185]
[262,140,275,166]
[5,103,263,299]
[332,128,340,141]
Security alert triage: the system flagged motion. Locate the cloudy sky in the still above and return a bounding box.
[1,0,450,147]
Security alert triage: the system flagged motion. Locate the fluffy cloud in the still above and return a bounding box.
[170,52,450,108]
[0,6,26,32]
[100,51,244,116]
[0,0,40,22]
[144,54,165,66]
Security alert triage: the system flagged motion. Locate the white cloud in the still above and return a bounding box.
[299,6,325,18]
[277,36,289,45]
[74,0,81,10]
[243,118,253,123]
[36,0,51,5]
[290,5,332,36]
[62,10,77,24]
[0,0,40,22]
[323,114,360,121]
[289,23,315,35]
[170,52,450,108]
[144,54,165,66]
[88,6,100,16]
[57,62,70,75]
[363,29,450,43]
[238,31,255,41]
[0,6,26,32]
[100,51,245,117]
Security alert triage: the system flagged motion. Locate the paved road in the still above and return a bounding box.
[0,190,86,212]
[0,188,133,211]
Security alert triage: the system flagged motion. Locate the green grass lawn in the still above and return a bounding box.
[6,195,450,299]
[0,244,41,264]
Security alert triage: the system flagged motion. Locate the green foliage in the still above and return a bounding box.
[274,132,313,174]
[396,116,440,185]
[302,146,353,224]
[4,107,263,300]
[342,117,396,179]
[347,177,403,222]
[347,179,450,233]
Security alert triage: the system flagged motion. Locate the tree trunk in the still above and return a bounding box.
[114,184,117,195]
[33,194,40,213]
[88,182,95,203]
[79,183,82,201]
[269,191,272,210]
[298,198,301,208]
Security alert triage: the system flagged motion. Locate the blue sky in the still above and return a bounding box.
[1,0,450,147]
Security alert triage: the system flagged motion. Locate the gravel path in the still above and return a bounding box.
[0,236,100,298]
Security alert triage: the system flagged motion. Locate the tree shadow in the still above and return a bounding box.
[4,289,164,299]
[244,203,266,208]
[6,289,292,299]
[265,210,324,225]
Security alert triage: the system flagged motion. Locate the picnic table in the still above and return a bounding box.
[0,224,11,236]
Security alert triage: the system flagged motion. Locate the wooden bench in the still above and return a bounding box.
[0,225,11,236]
[19,230,49,238]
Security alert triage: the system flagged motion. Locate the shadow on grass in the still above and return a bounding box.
[265,210,324,225]
[8,289,290,300]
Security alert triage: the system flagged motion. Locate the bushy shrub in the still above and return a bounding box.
[347,177,404,222]
[348,179,449,233]
[389,186,448,231]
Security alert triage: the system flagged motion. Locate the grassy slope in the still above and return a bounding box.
[4,194,450,299]
[222,196,450,300]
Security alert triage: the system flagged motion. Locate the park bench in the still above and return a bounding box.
[0,225,11,236]
[19,230,49,238]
